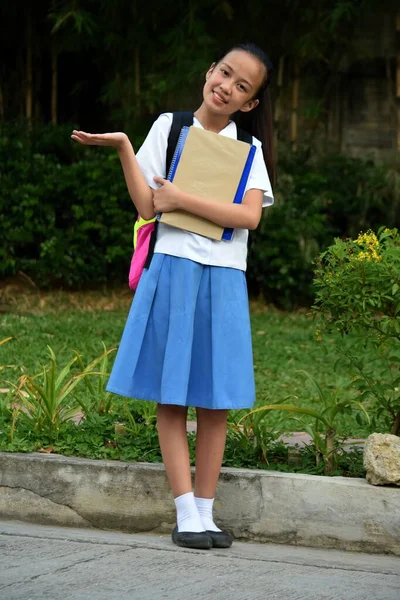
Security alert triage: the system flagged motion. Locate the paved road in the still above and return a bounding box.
[0,521,399,600]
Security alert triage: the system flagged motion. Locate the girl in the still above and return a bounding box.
[72,42,275,550]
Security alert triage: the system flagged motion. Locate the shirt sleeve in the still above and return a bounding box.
[245,138,274,208]
[135,113,172,189]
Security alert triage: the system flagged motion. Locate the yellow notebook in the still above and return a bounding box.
[159,126,256,241]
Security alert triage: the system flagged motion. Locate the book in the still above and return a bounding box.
[158,126,256,241]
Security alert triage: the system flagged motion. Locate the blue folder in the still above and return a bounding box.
[166,126,256,241]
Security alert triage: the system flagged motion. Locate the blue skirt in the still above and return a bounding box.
[106,254,255,410]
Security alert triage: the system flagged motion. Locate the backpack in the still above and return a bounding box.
[128,112,252,290]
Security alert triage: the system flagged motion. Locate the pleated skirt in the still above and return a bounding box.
[106,254,255,409]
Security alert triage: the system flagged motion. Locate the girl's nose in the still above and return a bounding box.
[219,82,231,96]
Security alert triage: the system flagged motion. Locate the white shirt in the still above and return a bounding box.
[136,113,274,271]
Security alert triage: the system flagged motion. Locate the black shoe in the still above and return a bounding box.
[206,529,233,549]
[172,526,212,550]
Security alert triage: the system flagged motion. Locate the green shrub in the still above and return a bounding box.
[0,122,138,287]
[313,227,400,434]
[2,122,399,303]
[247,149,400,307]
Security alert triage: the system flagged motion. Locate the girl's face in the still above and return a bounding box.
[203,50,266,117]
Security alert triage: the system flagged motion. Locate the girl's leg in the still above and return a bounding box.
[157,404,191,497]
[194,407,228,497]
[157,403,204,533]
[194,407,228,531]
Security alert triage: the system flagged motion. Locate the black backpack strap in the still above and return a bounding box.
[166,111,194,176]
[236,126,252,145]
[144,112,194,271]
[144,219,158,269]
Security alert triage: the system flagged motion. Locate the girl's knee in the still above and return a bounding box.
[157,403,188,419]
[196,407,228,423]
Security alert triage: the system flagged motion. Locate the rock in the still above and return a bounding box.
[363,433,400,486]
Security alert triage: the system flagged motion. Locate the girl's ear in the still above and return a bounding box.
[206,62,217,80]
[240,98,259,113]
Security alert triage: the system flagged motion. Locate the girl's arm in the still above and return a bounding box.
[71,131,155,220]
[116,137,155,220]
[153,177,263,230]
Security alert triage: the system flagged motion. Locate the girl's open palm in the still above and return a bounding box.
[71,130,128,150]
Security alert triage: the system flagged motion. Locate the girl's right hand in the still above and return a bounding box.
[71,130,128,151]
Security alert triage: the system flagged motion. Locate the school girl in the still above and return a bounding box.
[71,42,275,551]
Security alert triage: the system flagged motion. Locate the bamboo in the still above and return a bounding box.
[326,89,334,146]
[0,80,4,120]
[51,40,58,125]
[324,69,342,151]
[291,59,300,151]
[51,0,58,125]
[326,76,340,150]
[134,46,141,117]
[34,48,42,121]
[337,76,344,153]
[396,12,400,152]
[18,50,24,118]
[26,12,33,122]
[396,55,400,100]
[397,57,400,152]
[385,56,396,150]
[273,56,285,152]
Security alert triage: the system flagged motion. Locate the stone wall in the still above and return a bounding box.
[277,12,398,161]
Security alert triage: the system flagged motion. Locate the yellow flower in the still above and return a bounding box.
[353,231,382,262]
[355,251,371,262]
[355,231,379,250]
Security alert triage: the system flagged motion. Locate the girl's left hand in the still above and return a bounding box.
[71,130,128,151]
[153,177,182,213]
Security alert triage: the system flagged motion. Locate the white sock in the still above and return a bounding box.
[174,492,205,533]
[194,497,221,532]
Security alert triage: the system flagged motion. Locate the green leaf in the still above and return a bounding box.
[55,354,79,392]
[350,401,370,424]
[242,404,330,429]
[296,370,326,404]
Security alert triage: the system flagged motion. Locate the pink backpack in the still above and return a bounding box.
[128,216,156,290]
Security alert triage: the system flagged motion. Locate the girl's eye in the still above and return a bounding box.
[238,84,246,92]
[221,69,228,76]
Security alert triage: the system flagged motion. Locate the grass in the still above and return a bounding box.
[0,287,371,438]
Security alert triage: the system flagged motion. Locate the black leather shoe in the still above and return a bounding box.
[172,526,212,550]
[206,529,233,548]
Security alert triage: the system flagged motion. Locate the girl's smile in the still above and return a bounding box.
[212,90,228,105]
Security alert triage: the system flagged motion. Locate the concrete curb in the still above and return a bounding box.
[1,452,399,555]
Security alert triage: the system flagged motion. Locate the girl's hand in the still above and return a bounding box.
[71,130,128,151]
[153,177,182,213]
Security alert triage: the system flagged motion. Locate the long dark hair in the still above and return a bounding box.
[216,43,275,186]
